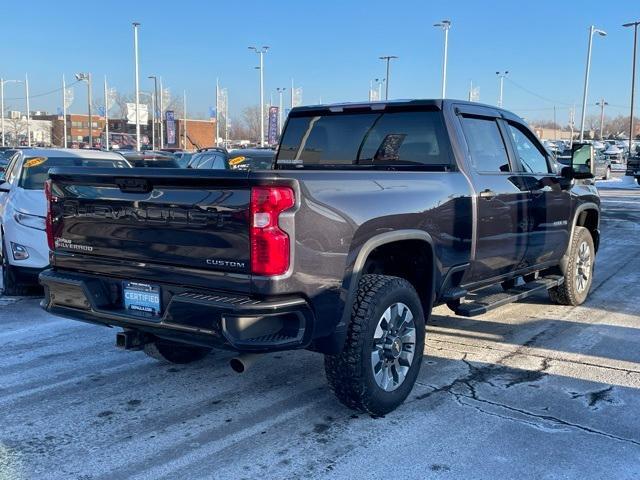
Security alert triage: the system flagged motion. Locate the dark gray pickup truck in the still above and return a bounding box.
[40,100,601,415]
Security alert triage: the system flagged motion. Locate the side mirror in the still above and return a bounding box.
[571,143,595,179]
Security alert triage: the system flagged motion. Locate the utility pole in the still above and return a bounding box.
[133,22,141,151]
[553,105,557,141]
[496,71,509,108]
[62,76,67,148]
[248,46,269,146]
[379,56,398,100]
[623,20,640,157]
[596,98,608,140]
[579,25,607,142]
[434,20,451,98]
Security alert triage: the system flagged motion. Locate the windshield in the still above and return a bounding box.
[276,110,453,168]
[19,156,130,190]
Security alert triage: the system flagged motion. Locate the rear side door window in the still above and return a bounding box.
[507,123,550,174]
[460,117,511,172]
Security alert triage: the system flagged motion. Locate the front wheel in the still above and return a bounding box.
[324,274,426,415]
[143,339,211,364]
[549,226,595,306]
[1,240,28,296]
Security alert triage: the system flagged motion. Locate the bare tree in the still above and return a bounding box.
[242,105,261,141]
[6,117,26,146]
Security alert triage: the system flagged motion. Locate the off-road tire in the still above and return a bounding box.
[324,274,426,415]
[1,240,29,296]
[143,340,211,364]
[549,226,594,306]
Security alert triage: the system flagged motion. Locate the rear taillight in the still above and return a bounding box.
[44,180,56,250]
[250,186,295,276]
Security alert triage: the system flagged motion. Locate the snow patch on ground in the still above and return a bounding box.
[596,176,639,189]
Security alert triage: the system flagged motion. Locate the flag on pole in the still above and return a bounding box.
[292,87,303,107]
[64,88,74,109]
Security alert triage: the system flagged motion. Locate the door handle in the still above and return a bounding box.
[479,189,497,199]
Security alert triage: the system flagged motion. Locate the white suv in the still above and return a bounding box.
[0,149,130,295]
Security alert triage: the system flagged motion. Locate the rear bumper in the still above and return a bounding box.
[39,269,315,352]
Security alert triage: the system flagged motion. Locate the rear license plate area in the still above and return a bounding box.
[123,281,162,318]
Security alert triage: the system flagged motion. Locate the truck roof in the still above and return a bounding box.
[290,99,521,121]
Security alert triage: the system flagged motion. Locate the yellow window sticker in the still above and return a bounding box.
[24,157,47,168]
[229,156,246,166]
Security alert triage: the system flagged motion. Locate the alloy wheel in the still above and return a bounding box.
[370,302,416,392]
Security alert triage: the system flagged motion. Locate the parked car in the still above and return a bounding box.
[172,152,193,168]
[186,150,229,169]
[116,151,181,168]
[0,149,130,294]
[40,100,601,415]
[557,144,611,180]
[228,149,275,170]
[0,149,19,173]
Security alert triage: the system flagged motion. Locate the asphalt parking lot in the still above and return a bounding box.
[1,178,639,480]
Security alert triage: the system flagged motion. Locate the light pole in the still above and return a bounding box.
[596,98,608,140]
[434,20,451,98]
[75,73,92,147]
[249,46,269,146]
[496,71,509,107]
[0,79,22,147]
[579,25,607,142]
[148,75,159,150]
[276,87,286,136]
[133,22,141,151]
[623,20,640,157]
[104,76,110,150]
[379,56,398,100]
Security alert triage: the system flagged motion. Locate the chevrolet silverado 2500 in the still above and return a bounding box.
[40,100,600,415]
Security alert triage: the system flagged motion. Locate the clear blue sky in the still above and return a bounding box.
[1,0,638,125]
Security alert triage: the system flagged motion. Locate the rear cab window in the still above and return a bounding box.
[276,108,454,169]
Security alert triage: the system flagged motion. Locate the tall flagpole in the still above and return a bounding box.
[183,90,187,150]
[62,75,68,148]
[104,76,110,150]
[25,74,31,147]
[159,77,164,148]
[215,78,219,147]
[133,22,141,151]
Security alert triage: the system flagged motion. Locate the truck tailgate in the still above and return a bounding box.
[48,168,252,282]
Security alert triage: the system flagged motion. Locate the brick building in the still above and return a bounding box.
[35,113,214,150]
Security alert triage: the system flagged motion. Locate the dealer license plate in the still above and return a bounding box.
[123,281,161,316]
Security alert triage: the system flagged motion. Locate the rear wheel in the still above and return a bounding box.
[324,274,426,415]
[549,226,594,306]
[143,340,211,364]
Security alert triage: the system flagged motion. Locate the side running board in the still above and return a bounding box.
[454,275,564,317]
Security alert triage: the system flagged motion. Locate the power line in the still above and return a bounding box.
[504,77,572,106]
[2,79,82,101]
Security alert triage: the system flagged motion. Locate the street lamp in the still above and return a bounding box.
[276,87,286,136]
[0,79,22,147]
[133,22,141,151]
[248,46,269,146]
[75,72,93,147]
[623,20,640,157]
[496,71,509,107]
[434,20,451,98]
[379,56,398,100]
[148,75,159,150]
[579,25,607,142]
